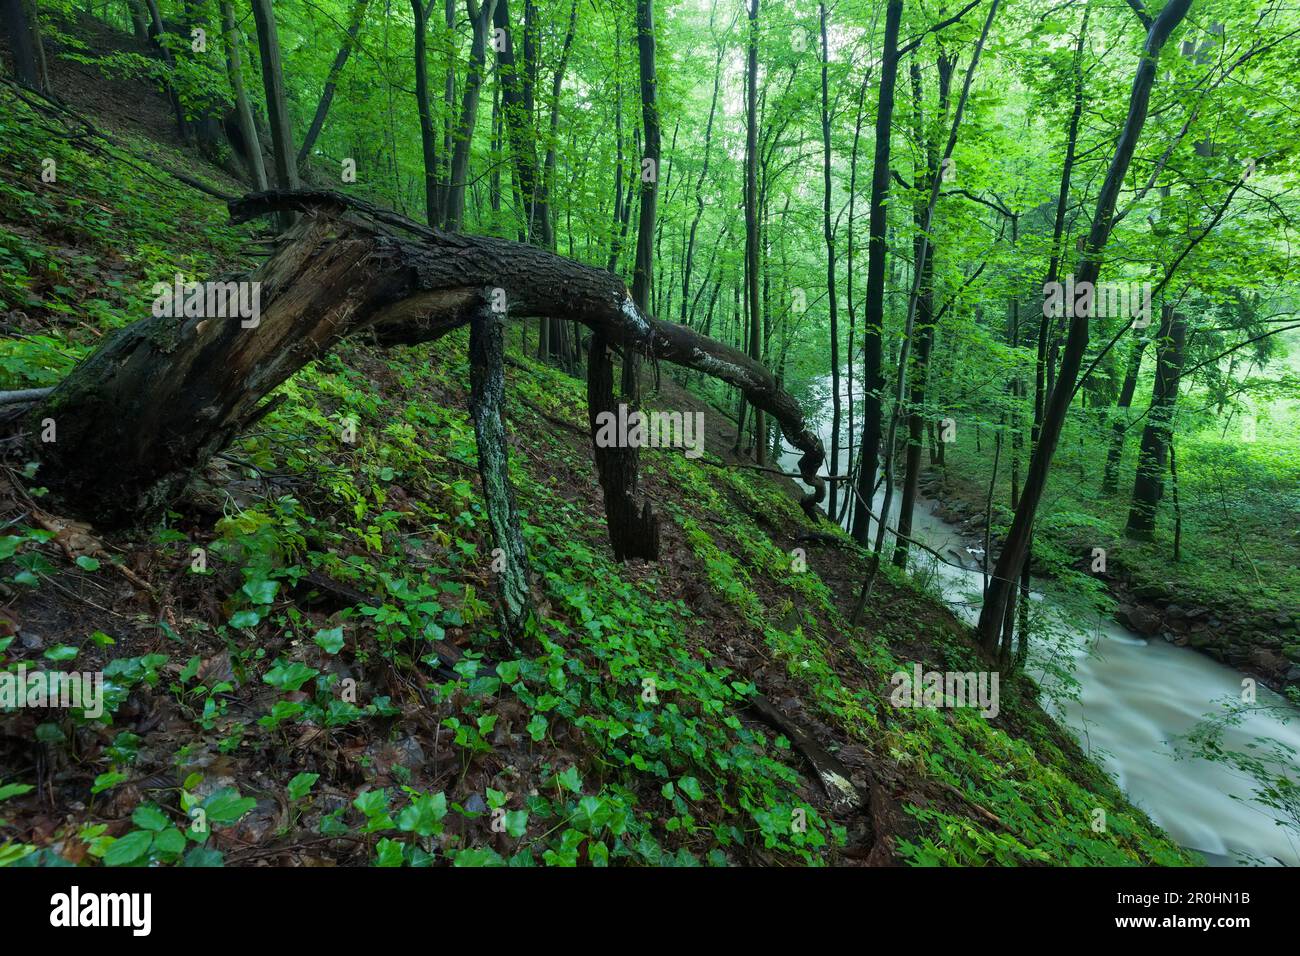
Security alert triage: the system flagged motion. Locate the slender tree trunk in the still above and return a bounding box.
[179,1,228,161]
[445,0,497,232]
[251,0,300,232]
[978,0,1192,649]
[468,303,532,640]
[895,55,951,567]
[493,0,550,247]
[441,0,456,214]
[859,0,998,615]
[1169,434,1182,561]
[848,0,902,544]
[606,17,626,273]
[489,78,502,218]
[544,0,579,369]
[221,0,268,191]
[297,0,370,168]
[541,0,578,248]
[1016,1,1090,662]
[583,0,661,562]
[819,2,841,521]
[743,0,765,466]
[630,0,658,313]
[841,69,869,529]
[412,0,442,226]
[1101,335,1148,494]
[140,0,187,139]
[2,0,42,90]
[126,0,150,40]
[12,0,49,91]
[1126,305,1186,539]
[680,1,722,327]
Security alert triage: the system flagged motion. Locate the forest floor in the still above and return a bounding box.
[0,16,1196,866]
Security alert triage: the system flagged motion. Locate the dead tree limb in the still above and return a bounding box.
[747,693,863,813]
[0,388,52,406]
[31,190,826,537]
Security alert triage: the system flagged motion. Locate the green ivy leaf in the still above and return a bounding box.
[396,791,447,837]
[201,788,256,826]
[555,766,583,794]
[375,838,405,867]
[262,660,319,692]
[312,626,345,654]
[288,772,319,802]
[526,714,548,742]
[678,776,704,801]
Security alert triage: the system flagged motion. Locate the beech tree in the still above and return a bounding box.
[977,0,1194,651]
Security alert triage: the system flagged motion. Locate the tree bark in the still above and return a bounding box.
[180,0,227,162]
[1016,0,1089,663]
[543,0,580,368]
[139,0,187,139]
[1101,334,1147,494]
[125,0,150,40]
[680,1,722,328]
[412,0,441,226]
[583,0,661,563]
[977,0,1192,650]
[742,0,765,466]
[1,0,42,91]
[1126,305,1185,539]
[895,53,952,567]
[493,0,550,247]
[220,0,268,191]
[541,0,578,244]
[468,301,532,640]
[819,2,841,522]
[250,0,300,229]
[841,68,869,529]
[441,0,456,214]
[858,0,998,619]
[21,0,46,90]
[445,0,496,232]
[32,190,827,537]
[848,0,902,544]
[606,17,626,274]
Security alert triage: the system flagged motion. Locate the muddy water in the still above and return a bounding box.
[777,401,1300,866]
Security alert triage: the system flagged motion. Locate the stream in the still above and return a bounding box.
[776,387,1300,866]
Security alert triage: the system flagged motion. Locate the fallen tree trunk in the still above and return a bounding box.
[32,190,826,533]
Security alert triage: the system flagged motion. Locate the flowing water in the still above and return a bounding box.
[776,385,1300,866]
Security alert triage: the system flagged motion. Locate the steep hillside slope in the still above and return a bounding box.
[0,38,1193,866]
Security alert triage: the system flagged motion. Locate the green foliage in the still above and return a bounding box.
[2,3,1259,870]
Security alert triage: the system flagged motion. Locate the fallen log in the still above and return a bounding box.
[32,189,826,531]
